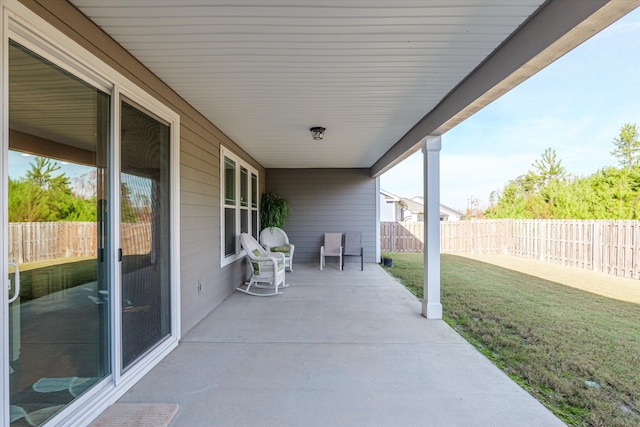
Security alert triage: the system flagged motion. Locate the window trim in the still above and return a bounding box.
[220,146,259,267]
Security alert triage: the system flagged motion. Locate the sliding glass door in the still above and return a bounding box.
[3,36,177,425]
[6,41,111,425]
[120,101,171,369]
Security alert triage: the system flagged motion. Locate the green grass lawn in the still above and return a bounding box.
[381,252,640,427]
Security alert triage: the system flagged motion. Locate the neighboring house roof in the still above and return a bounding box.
[379,188,400,202]
[400,197,424,215]
[440,204,466,219]
[381,190,464,219]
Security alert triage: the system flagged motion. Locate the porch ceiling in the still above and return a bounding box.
[69,1,634,172]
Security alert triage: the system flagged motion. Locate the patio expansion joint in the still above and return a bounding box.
[180,340,467,346]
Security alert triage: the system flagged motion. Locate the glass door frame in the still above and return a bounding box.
[1,3,181,425]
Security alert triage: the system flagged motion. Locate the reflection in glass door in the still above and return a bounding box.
[7,41,110,425]
[120,101,171,369]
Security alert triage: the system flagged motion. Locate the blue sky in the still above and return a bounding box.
[381,8,640,212]
[9,151,92,181]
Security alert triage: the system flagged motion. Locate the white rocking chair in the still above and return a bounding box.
[238,233,287,296]
[260,227,295,271]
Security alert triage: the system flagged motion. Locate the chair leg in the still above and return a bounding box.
[237,277,282,296]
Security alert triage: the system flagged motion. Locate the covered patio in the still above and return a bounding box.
[3,1,639,425]
[118,263,563,426]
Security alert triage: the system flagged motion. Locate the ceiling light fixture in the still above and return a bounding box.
[310,127,326,141]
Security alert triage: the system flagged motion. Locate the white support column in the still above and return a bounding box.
[422,136,442,319]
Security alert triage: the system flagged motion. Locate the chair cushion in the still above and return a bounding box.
[252,249,262,257]
[251,261,261,275]
[271,245,291,256]
[251,260,285,275]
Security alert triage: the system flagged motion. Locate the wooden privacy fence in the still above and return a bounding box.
[380,221,425,253]
[8,222,152,264]
[380,220,640,279]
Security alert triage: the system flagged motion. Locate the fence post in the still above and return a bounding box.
[391,223,396,253]
[471,220,475,254]
[540,221,546,261]
[18,223,24,264]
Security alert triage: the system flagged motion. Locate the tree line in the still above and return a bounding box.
[485,123,640,219]
[9,157,96,222]
[9,156,142,223]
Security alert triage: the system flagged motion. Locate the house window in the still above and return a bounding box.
[221,146,259,265]
[224,156,237,257]
[251,173,259,239]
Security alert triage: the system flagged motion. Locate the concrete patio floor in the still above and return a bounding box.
[119,262,565,426]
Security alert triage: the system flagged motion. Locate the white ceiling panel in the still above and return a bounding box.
[69,1,596,169]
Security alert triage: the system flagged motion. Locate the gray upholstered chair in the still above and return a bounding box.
[342,232,363,271]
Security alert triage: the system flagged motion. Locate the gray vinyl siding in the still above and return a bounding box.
[23,0,265,334]
[266,169,377,265]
